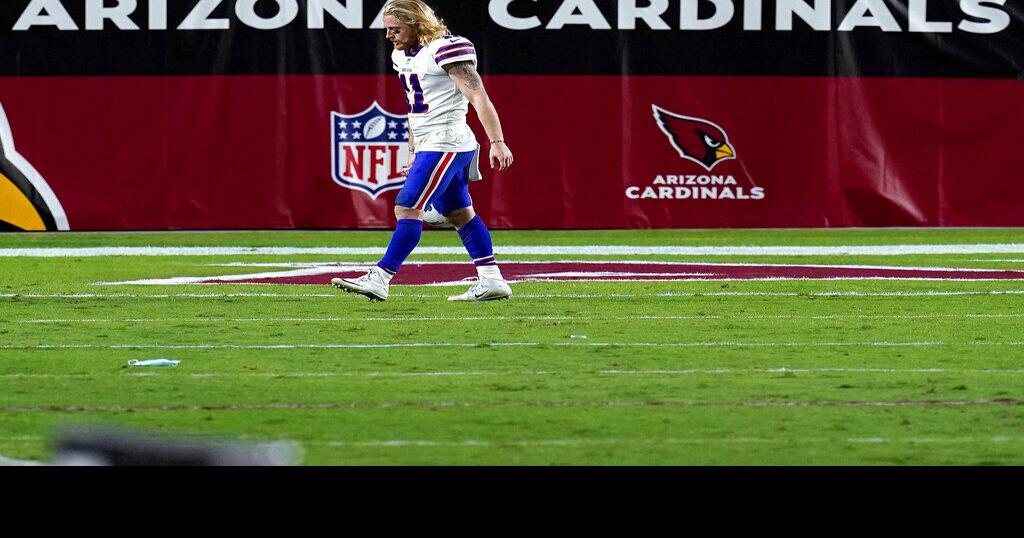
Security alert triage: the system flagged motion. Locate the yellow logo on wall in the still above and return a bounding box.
[0,101,68,231]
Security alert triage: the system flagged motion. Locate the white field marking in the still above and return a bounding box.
[551,341,957,348]
[0,371,501,380]
[599,368,960,375]
[14,313,1024,324]
[14,316,574,323]
[504,290,1024,298]
[8,290,1024,300]
[513,278,1024,283]
[846,437,971,444]
[313,436,1022,448]
[0,455,44,466]
[209,261,556,268]
[95,259,1024,286]
[4,399,1019,414]
[209,260,1020,272]
[847,437,973,444]
[8,316,664,324]
[0,293,341,298]
[808,313,1024,319]
[95,265,372,286]
[7,368,1024,381]
[418,290,1024,297]
[8,244,1024,257]
[526,272,716,278]
[4,341,1024,351]
[121,276,1024,286]
[209,262,352,267]
[317,438,792,448]
[222,370,505,378]
[0,343,539,350]
[93,276,1024,288]
[355,277,1024,287]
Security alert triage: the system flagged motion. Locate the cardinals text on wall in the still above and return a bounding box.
[12,0,1013,34]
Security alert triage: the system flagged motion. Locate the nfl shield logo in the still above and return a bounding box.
[331,102,410,199]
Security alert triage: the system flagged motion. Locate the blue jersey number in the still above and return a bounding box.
[400,74,429,114]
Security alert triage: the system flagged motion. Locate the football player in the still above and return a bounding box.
[333,0,514,302]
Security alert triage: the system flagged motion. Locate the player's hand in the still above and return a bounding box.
[399,154,416,176]
[490,142,513,171]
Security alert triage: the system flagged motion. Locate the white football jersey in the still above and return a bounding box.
[391,35,479,153]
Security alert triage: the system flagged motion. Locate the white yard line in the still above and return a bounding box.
[6,244,1024,257]
[0,455,43,466]
[597,367,1024,375]
[95,261,1024,286]
[317,438,800,447]
[14,316,574,323]
[0,371,502,380]
[310,436,1021,448]
[97,266,371,286]
[506,277,1024,283]
[508,290,1024,298]
[13,313,1024,324]
[3,434,1017,451]
[4,368,1024,381]
[2,399,1019,414]
[599,368,960,374]
[208,260,1024,272]
[552,341,960,348]
[1,293,340,298]
[7,290,1024,299]
[3,341,1023,350]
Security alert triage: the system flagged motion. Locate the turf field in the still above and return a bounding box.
[2,228,1024,466]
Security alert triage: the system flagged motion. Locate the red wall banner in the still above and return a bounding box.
[1,1,1021,231]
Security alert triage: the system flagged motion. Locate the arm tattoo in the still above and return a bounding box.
[444,61,483,91]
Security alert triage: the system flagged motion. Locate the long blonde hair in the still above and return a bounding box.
[383,0,451,45]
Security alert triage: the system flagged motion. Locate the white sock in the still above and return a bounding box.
[477,265,503,280]
[374,266,395,284]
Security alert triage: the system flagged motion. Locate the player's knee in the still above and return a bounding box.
[395,206,424,221]
[445,207,476,228]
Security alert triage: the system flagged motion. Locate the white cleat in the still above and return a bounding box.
[331,267,389,302]
[447,278,512,302]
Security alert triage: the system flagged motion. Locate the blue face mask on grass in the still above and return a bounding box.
[127,359,180,367]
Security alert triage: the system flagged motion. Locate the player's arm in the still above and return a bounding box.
[400,125,416,176]
[443,61,513,172]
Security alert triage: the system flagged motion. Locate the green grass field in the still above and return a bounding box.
[2,228,1024,466]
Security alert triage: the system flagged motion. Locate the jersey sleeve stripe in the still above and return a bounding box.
[437,42,474,54]
[435,49,477,63]
[434,46,476,60]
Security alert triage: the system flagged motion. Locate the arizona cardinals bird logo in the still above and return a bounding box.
[0,101,68,231]
[652,105,736,171]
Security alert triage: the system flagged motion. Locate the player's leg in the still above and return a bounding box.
[433,160,511,302]
[332,152,460,301]
[447,206,505,281]
[445,206,512,301]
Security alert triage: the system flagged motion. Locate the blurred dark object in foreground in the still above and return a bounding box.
[52,426,300,466]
